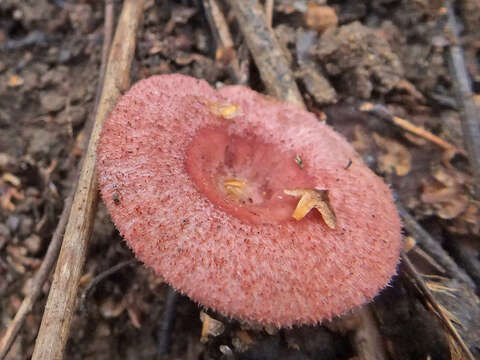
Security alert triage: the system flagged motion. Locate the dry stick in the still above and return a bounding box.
[445,3,480,198]
[31,1,144,359]
[265,0,274,28]
[359,102,465,155]
[225,0,305,108]
[202,0,246,84]
[397,204,476,289]
[225,2,385,358]
[401,252,476,360]
[0,2,115,358]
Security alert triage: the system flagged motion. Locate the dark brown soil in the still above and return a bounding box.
[1,1,479,359]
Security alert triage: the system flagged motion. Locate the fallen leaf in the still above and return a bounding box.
[447,202,480,235]
[373,133,412,176]
[8,74,24,87]
[421,183,468,219]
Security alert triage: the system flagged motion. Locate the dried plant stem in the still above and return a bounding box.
[0,2,115,358]
[202,0,245,84]
[226,0,305,108]
[401,252,476,360]
[397,204,476,289]
[445,2,480,198]
[31,1,144,359]
[265,0,274,28]
[360,102,465,155]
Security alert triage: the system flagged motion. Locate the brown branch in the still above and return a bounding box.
[30,1,144,359]
[0,2,115,358]
[397,204,476,289]
[360,102,466,156]
[202,0,246,84]
[401,252,476,360]
[445,2,480,198]
[225,0,305,108]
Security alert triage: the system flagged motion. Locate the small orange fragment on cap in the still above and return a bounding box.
[284,188,336,229]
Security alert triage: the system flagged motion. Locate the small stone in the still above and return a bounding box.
[28,128,58,157]
[40,67,68,87]
[0,153,12,170]
[0,223,11,241]
[305,5,338,33]
[18,217,34,238]
[24,234,42,255]
[70,86,86,103]
[22,71,39,92]
[6,215,20,232]
[40,91,65,113]
[56,105,87,127]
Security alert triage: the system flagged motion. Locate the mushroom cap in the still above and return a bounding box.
[97,74,402,326]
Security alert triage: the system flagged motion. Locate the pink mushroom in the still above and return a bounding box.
[97,74,402,327]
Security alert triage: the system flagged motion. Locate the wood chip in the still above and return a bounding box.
[207,101,243,119]
[200,311,224,343]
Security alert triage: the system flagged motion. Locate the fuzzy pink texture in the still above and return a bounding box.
[97,74,402,327]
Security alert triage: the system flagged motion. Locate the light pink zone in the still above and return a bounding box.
[97,74,402,326]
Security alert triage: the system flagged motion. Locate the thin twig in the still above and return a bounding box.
[401,252,476,360]
[397,204,476,289]
[31,1,144,359]
[265,0,274,28]
[80,259,137,314]
[202,0,246,84]
[360,102,465,156]
[157,287,180,356]
[225,0,305,108]
[0,2,115,358]
[445,2,480,198]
